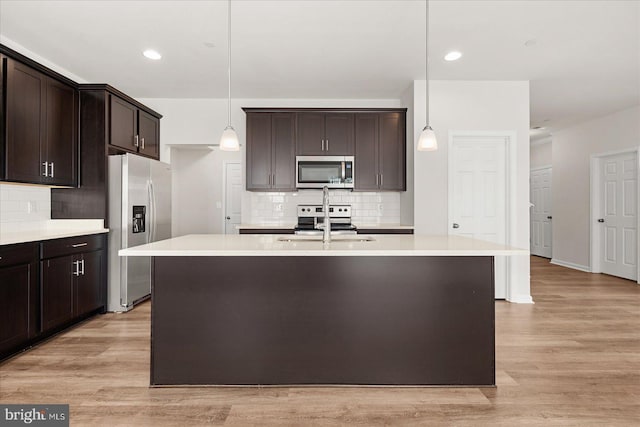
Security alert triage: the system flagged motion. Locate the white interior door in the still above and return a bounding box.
[530,167,553,258]
[450,136,508,299]
[599,152,637,280]
[224,163,242,234]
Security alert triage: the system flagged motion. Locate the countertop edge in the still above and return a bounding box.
[0,228,110,246]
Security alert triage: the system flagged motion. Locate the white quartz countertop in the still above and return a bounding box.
[353,223,414,230]
[0,220,109,246]
[119,234,528,257]
[236,223,296,230]
[236,223,413,230]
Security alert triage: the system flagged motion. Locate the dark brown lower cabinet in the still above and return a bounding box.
[0,243,39,358]
[41,239,105,333]
[75,250,104,316]
[41,255,75,332]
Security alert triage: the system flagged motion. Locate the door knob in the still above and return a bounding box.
[597,218,605,223]
[452,223,460,229]
[547,216,552,219]
[226,216,231,220]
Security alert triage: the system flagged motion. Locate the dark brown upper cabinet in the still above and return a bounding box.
[138,110,160,159]
[243,108,406,193]
[110,95,160,159]
[355,112,406,191]
[297,113,354,156]
[246,112,295,191]
[2,57,77,187]
[50,86,161,226]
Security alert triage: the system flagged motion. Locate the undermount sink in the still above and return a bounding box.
[277,235,375,243]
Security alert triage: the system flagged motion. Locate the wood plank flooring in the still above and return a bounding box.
[1,256,639,426]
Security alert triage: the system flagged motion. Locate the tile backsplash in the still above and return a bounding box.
[0,183,51,231]
[246,190,401,225]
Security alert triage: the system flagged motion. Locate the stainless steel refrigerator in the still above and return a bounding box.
[108,153,171,312]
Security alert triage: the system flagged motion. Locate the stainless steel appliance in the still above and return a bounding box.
[294,204,357,235]
[108,154,171,312]
[296,156,354,189]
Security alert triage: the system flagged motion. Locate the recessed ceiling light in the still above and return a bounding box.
[524,39,537,47]
[143,49,162,60]
[444,51,462,61]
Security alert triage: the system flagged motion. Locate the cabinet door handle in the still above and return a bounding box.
[597,218,605,223]
[326,139,329,151]
[134,135,139,147]
[376,174,379,186]
[452,223,460,229]
[268,174,271,185]
[380,173,383,187]
[72,260,80,276]
[72,242,88,248]
[141,137,145,150]
[272,174,276,186]
[42,162,49,177]
[49,162,54,178]
[321,139,325,151]
[80,259,85,276]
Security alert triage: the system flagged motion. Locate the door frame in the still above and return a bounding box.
[589,147,640,283]
[222,161,242,234]
[529,165,553,258]
[448,130,517,299]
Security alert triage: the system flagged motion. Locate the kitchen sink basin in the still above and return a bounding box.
[277,235,375,243]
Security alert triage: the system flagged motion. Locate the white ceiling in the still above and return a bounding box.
[0,0,638,136]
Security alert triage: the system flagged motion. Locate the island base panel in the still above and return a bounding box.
[151,256,495,386]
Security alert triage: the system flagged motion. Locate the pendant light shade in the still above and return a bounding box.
[418,0,437,152]
[417,125,438,151]
[219,125,239,151]
[219,0,240,151]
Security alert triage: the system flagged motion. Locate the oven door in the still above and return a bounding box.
[296,156,354,189]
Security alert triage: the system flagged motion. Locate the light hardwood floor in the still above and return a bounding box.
[1,256,639,426]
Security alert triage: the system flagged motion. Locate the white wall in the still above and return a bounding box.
[530,140,552,169]
[169,148,240,236]
[399,83,414,225]
[552,106,640,269]
[413,80,531,303]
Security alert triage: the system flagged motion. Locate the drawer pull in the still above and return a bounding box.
[72,243,88,248]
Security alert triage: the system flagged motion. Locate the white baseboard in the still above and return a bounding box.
[507,294,534,304]
[550,258,592,273]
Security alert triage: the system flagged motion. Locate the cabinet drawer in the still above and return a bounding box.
[0,243,38,267]
[41,234,105,259]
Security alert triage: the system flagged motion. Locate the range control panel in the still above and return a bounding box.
[297,205,351,218]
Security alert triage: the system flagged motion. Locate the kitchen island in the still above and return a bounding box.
[120,234,527,387]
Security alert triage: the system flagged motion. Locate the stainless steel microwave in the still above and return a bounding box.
[296,156,354,189]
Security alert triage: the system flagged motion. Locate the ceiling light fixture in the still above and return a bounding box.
[219,0,240,151]
[444,51,462,61]
[143,49,162,60]
[417,0,437,152]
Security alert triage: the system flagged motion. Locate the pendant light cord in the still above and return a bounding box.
[227,0,232,127]
[425,0,429,126]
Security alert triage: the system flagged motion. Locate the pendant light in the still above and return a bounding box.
[417,0,438,151]
[219,0,240,151]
